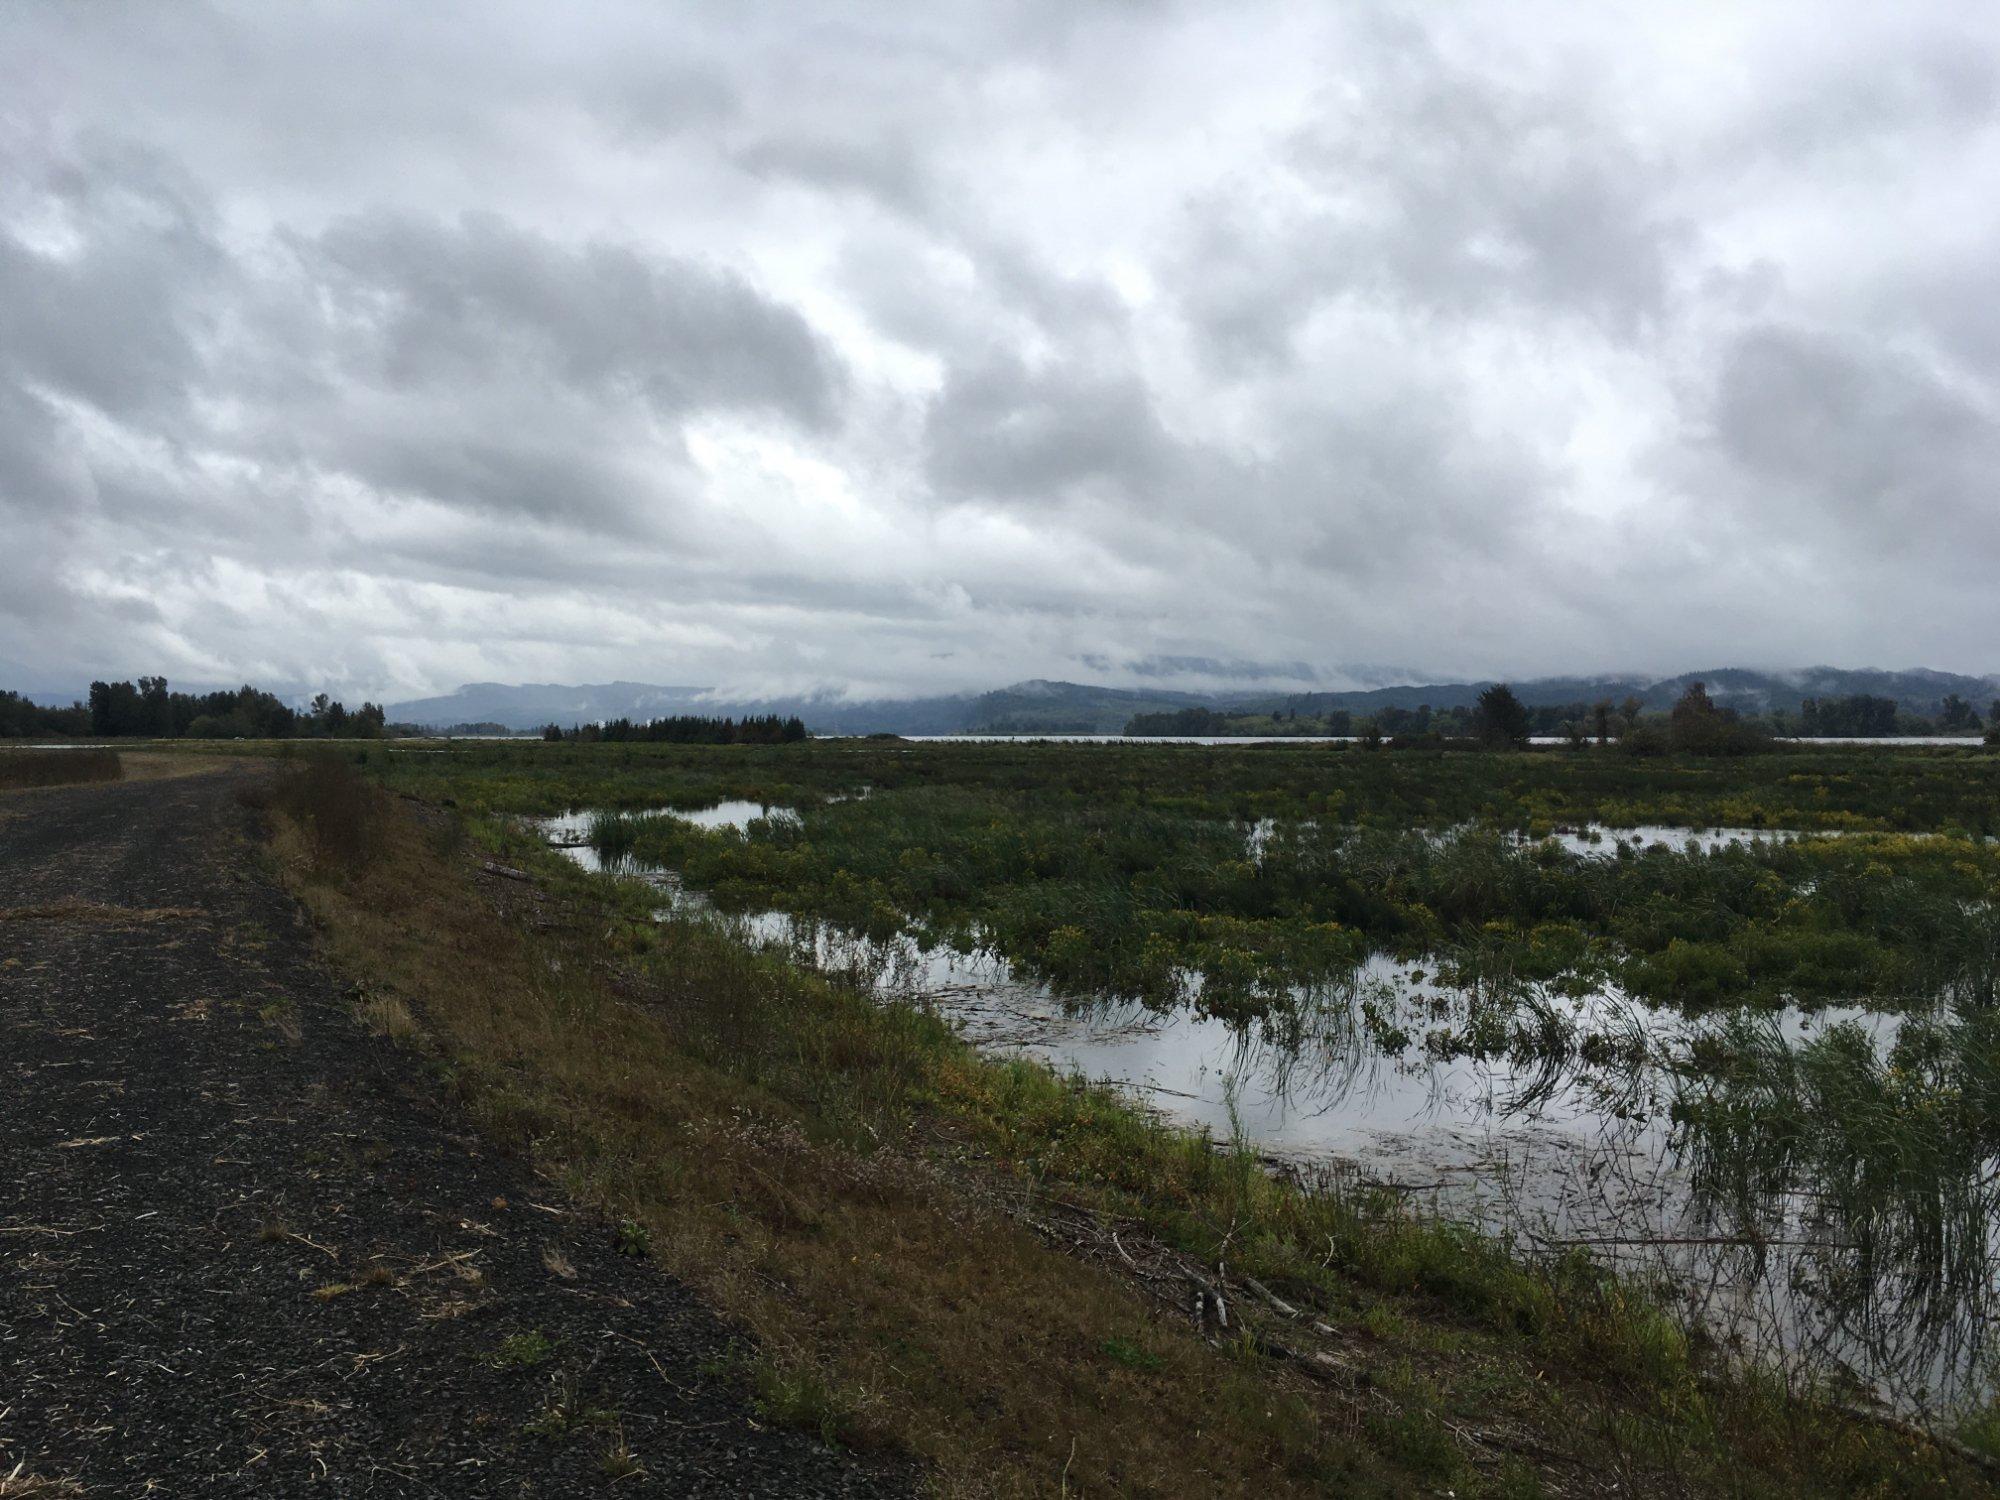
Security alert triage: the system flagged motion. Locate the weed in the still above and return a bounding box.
[597,1431,644,1479]
[489,1329,556,1369]
[1366,1390,1464,1485]
[267,754,381,871]
[1360,1304,1408,1342]
[262,748,1998,1498]
[522,1373,615,1439]
[258,997,302,1043]
[749,1351,854,1447]
[425,811,468,858]
[1959,1402,2000,1462]
[1488,1456,1550,1498]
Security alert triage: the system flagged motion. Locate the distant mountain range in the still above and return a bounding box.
[387,667,2000,735]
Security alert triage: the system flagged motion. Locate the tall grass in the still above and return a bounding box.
[0,748,121,789]
[1668,1006,2000,1411]
[259,754,381,870]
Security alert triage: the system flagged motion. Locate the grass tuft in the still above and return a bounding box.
[489,1329,557,1369]
[354,989,420,1044]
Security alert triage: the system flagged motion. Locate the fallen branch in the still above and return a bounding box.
[1240,1274,1300,1320]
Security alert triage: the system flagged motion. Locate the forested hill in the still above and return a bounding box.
[381,667,2000,737]
[1259,667,2000,720]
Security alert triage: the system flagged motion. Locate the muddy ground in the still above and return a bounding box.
[0,765,909,1497]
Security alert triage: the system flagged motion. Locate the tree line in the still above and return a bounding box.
[541,714,809,744]
[1,679,389,740]
[1128,683,2000,751]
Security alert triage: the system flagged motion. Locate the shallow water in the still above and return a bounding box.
[1247,819,1836,861]
[1526,823,1855,856]
[540,803,1999,1414]
[542,800,800,852]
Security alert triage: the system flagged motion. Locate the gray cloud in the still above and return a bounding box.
[0,134,223,431]
[1,0,1998,701]
[307,212,843,429]
[924,354,1177,504]
[1706,324,2000,563]
[1181,32,1686,377]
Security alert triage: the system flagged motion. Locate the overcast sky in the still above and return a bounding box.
[4,1,1998,701]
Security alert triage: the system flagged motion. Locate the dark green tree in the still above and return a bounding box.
[1940,694,1978,732]
[138,675,172,736]
[88,680,144,736]
[1472,684,1530,746]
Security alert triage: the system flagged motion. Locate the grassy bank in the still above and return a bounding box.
[257,755,1992,1496]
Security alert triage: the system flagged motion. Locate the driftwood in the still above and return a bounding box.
[478,861,533,883]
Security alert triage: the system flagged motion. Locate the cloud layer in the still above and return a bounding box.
[3,0,1998,699]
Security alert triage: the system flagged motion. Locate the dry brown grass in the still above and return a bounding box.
[115,751,234,783]
[0,748,120,792]
[353,989,420,1044]
[0,1465,85,1498]
[0,747,227,797]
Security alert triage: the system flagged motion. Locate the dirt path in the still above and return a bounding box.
[0,768,908,1497]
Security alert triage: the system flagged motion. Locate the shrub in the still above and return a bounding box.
[1619,723,1672,757]
[269,755,380,871]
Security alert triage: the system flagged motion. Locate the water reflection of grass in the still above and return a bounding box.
[1667,1006,2000,1409]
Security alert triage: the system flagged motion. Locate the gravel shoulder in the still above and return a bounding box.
[0,766,910,1497]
